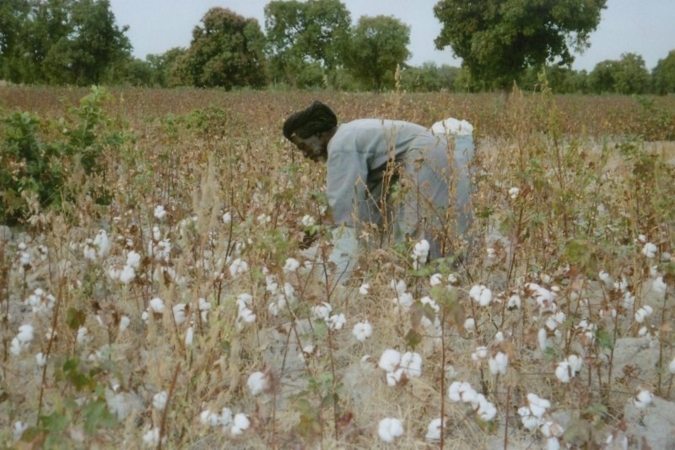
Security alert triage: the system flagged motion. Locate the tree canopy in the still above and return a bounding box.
[433,0,607,89]
[171,8,266,89]
[343,15,411,91]
[264,0,350,87]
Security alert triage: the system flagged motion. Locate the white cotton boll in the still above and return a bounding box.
[448,381,473,402]
[311,302,332,320]
[13,421,29,442]
[231,413,250,435]
[652,276,667,297]
[149,297,165,314]
[36,352,47,367]
[635,305,653,323]
[390,279,407,295]
[538,328,549,351]
[77,327,89,345]
[509,187,520,199]
[378,418,404,442]
[152,391,168,411]
[471,346,488,361]
[301,215,315,227]
[222,211,232,224]
[426,418,443,441]
[386,369,403,386]
[126,251,141,269]
[507,294,521,309]
[173,304,187,325]
[247,371,268,396]
[142,427,161,447]
[555,361,571,383]
[17,324,34,343]
[236,293,253,310]
[359,283,370,295]
[430,273,442,286]
[219,407,233,427]
[93,230,110,258]
[413,239,430,260]
[527,393,551,418]
[633,390,653,409]
[268,296,286,316]
[642,242,657,258]
[352,321,373,341]
[469,284,492,306]
[546,437,561,450]
[154,205,166,220]
[488,352,508,375]
[229,258,249,278]
[463,317,476,331]
[494,331,505,343]
[83,240,97,261]
[476,396,497,421]
[238,308,256,324]
[119,265,135,284]
[283,257,300,273]
[518,406,541,430]
[567,354,582,374]
[185,326,194,346]
[379,349,402,372]
[400,352,423,378]
[598,270,611,284]
[119,315,130,331]
[200,409,221,427]
[328,313,346,331]
[392,292,414,309]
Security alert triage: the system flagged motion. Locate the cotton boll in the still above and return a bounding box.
[378,349,402,372]
[185,326,194,346]
[555,361,571,383]
[378,418,404,442]
[229,258,249,278]
[152,391,168,411]
[633,390,653,409]
[352,321,373,341]
[13,421,29,442]
[311,302,332,320]
[448,381,473,402]
[469,284,492,306]
[36,352,47,367]
[327,313,346,331]
[247,371,268,396]
[149,298,165,314]
[641,242,657,258]
[527,393,551,418]
[154,205,166,220]
[386,368,404,387]
[669,356,675,374]
[400,352,423,378]
[172,304,187,325]
[283,257,300,273]
[476,396,497,421]
[231,413,250,435]
[426,418,443,441]
[142,427,161,447]
[463,317,476,331]
[430,273,442,286]
[359,283,370,295]
[471,346,488,361]
[200,409,221,427]
[119,315,130,331]
[488,352,508,375]
[507,294,521,309]
[119,265,135,284]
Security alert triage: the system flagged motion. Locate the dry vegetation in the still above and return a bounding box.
[2,85,675,449]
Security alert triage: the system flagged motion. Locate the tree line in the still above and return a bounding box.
[1,0,674,94]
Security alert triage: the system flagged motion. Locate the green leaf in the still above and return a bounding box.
[82,399,117,435]
[66,307,86,330]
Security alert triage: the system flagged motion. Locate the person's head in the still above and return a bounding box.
[283,101,338,162]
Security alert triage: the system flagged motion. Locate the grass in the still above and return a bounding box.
[1,85,675,448]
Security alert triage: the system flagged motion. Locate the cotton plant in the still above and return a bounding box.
[447,381,497,422]
[378,349,423,386]
[555,354,583,383]
[390,279,414,311]
[378,417,404,442]
[10,324,34,356]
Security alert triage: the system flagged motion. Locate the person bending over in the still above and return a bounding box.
[283,100,473,277]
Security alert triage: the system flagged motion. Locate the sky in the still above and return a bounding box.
[109,0,675,72]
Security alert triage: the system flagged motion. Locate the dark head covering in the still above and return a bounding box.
[283,101,337,141]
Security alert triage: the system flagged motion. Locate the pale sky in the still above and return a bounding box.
[109,0,675,72]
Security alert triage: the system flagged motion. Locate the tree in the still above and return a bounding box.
[172,8,266,89]
[652,50,675,95]
[588,53,650,95]
[614,53,649,95]
[0,0,31,81]
[433,0,607,90]
[343,15,410,91]
[264,0,350,87]
[43,0,131,85]
[401,62,460,92]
